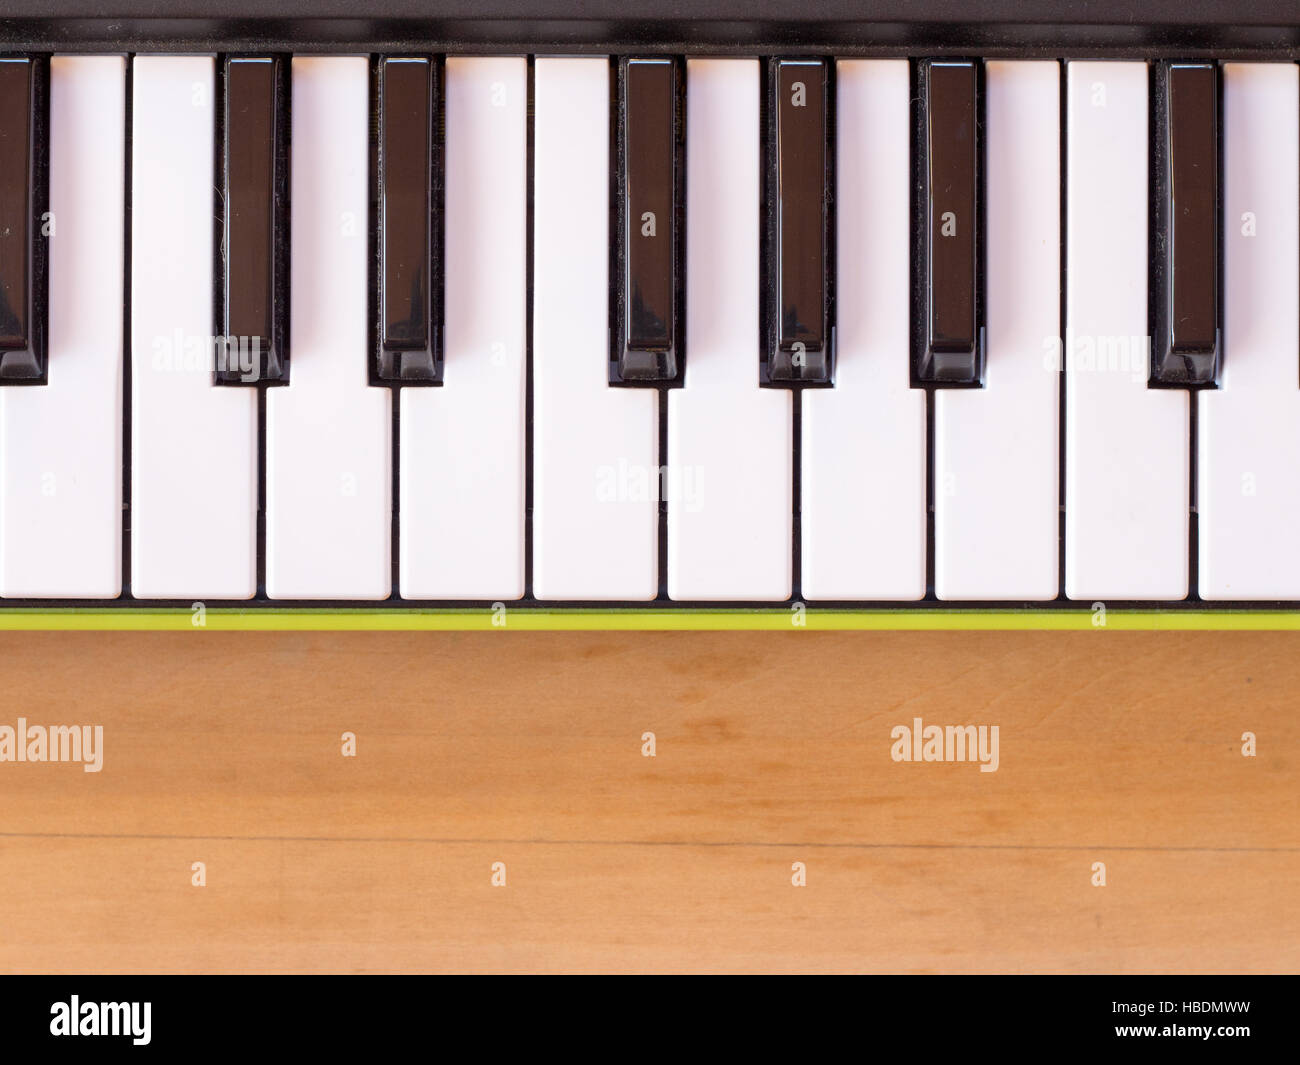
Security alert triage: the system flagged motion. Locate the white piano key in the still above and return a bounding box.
[1064,62,1189,601]
[667,58,791,601]
[400,58,526,600]
[131,56,257,599]
[934,61,1060,601]
[0,57,124,598]
[1199,64,1300,599]
[265,57,391,599]
[532,58,658,601]
[801,60,925,601]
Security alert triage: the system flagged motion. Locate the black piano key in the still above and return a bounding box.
[1151,62,1220,386]
[763,58,832,385]
[375,56,441,384]
[0,61,29,352]
[0,56,48,382]
[613,56,681,384]
[216,56,290,385]
[915,59,982,385]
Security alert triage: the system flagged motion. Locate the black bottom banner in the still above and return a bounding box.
[0,974,1293,1054]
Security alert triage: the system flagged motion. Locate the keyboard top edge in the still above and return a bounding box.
[2,0,1299,24]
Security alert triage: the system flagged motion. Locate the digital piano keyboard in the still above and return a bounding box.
[2,1,1300,630]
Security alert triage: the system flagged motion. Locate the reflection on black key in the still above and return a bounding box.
[1151,62,1220,386]
[217,56,289,385]
[0,56,47,382]
[764,58,831,385]
[916,60,981,385]
[375,56,440,384]
[614,57,681,384]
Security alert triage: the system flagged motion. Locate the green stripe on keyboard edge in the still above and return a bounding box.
[0,608,1296,630]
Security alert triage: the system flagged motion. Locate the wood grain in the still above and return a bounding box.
[0,631,1295,973]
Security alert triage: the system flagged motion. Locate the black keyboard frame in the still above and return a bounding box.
[3,2,1300,56]
[1,2,1299,622]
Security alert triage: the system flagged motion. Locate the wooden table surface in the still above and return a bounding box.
[0,630,1295,974]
